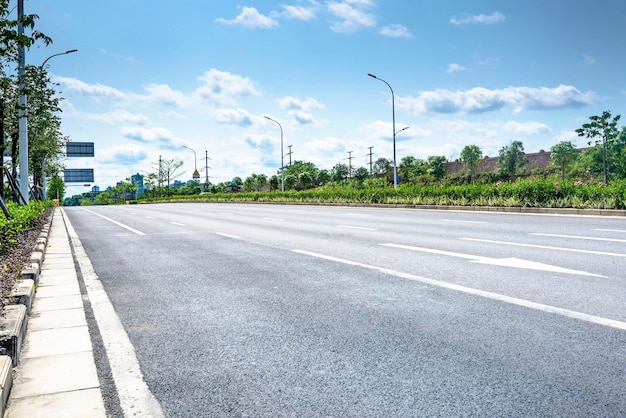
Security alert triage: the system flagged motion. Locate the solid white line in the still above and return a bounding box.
[532,233,626,243]
[62,209,164,417]
[215,232,241,239]
[264,217,284,221]
[170,222,185,226]
[462,237,626,258]
[293,249,626,331]
[596,229,626,233]
[81,208,145,236]
[337,225,377,231]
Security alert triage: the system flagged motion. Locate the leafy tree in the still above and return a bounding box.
[47,175,64,201]
[298,172,312,189]
[0,2,53,199]
[576,110,621,184]
[497,141,527,178]
[331,163,349,182]
[269,175,280,191]
[460,145,482,182]
[284,174,297,190]
[398,156,424,185]
[372,157,392,182]
[317,169,331,186]
[427,156,447,181]
[352,166,370,187]
[550,141,578,181]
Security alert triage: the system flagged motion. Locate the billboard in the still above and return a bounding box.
[64,168,94,183]
[66,142,94,157]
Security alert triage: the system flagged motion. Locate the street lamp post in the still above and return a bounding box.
[368,73,398,189]
[39,49,78,199]
[182,145,199,180]
[264,116,284,192]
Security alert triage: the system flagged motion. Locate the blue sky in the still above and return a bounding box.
[19,0,626,192]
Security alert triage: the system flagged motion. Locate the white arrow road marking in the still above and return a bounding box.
[381,243,604,277]
[462,237,626,258]
[293,250,626,331]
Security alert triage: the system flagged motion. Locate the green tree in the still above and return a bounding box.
[47,176,65,202]
[550,141,578,181]
[460,145,483,182]
[398,156,424,185]
[372,157,392,182]
[427,156,447,181]
[497,141,527,179]
[317,169,331,186]
[576,110,621,184]
[331,163,349,182]
[352,166,370,187]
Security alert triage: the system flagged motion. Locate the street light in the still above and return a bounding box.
[396,126,409,136]
[264,116,284,192]
[182,145,200,180]
[40,49,78,69]
[368,73,398,189]
[39,49,78,199]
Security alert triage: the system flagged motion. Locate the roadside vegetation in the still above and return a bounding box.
[66,111,626,210]
[0,201,52,313]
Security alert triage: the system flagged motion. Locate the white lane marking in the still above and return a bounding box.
[596,229,626,233]
[381,243,603,277]
[462,238,626,258]
[63,209,164,417]
[293,249,626,331]
[146,216,155,219]
[81,208,145,236]
[337,225,377,231]
[216,232,241,239]
[441,219,488,224]
[170,222,185,226]
[264,217,284,221]
[532,233,626,243]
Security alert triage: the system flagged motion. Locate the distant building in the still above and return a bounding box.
[130,173,145,195]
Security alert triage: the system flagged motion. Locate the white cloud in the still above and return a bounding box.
[215,6,278,28]
[194,69,261,106]
[379,24,412,38]
[581,55,596,66]
[121,126,185,149]
[276,96,325,111]
[501,121,551,135]
[450,12,506,25]
[54,76,126,99]
[327,0,376,33]
[141,84,191,107]
[288,110,316,125]
[398,85,599,115]
[280,3,319,20]
[84,109,150,125]
[214,108,254,127]
[447,63,467,74]
[98,144,149,165]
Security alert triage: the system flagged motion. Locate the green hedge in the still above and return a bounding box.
[0,201,51,256]
[138,177,626,210]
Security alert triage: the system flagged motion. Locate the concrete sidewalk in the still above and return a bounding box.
[5,208,106,417]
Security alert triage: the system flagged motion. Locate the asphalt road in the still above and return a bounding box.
[64,203,626,417]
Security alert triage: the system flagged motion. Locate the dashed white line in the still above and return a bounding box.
[215,232,241,239]
[293,249,626,331]
[337,225,377,231]
[532,233,626,243]
[170,222,185,226]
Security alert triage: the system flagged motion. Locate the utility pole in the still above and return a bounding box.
[347,151,354,178]
[204,150,212,191]
[287,145,293,166]
[17,0,28,203]
[367,146,374,176]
